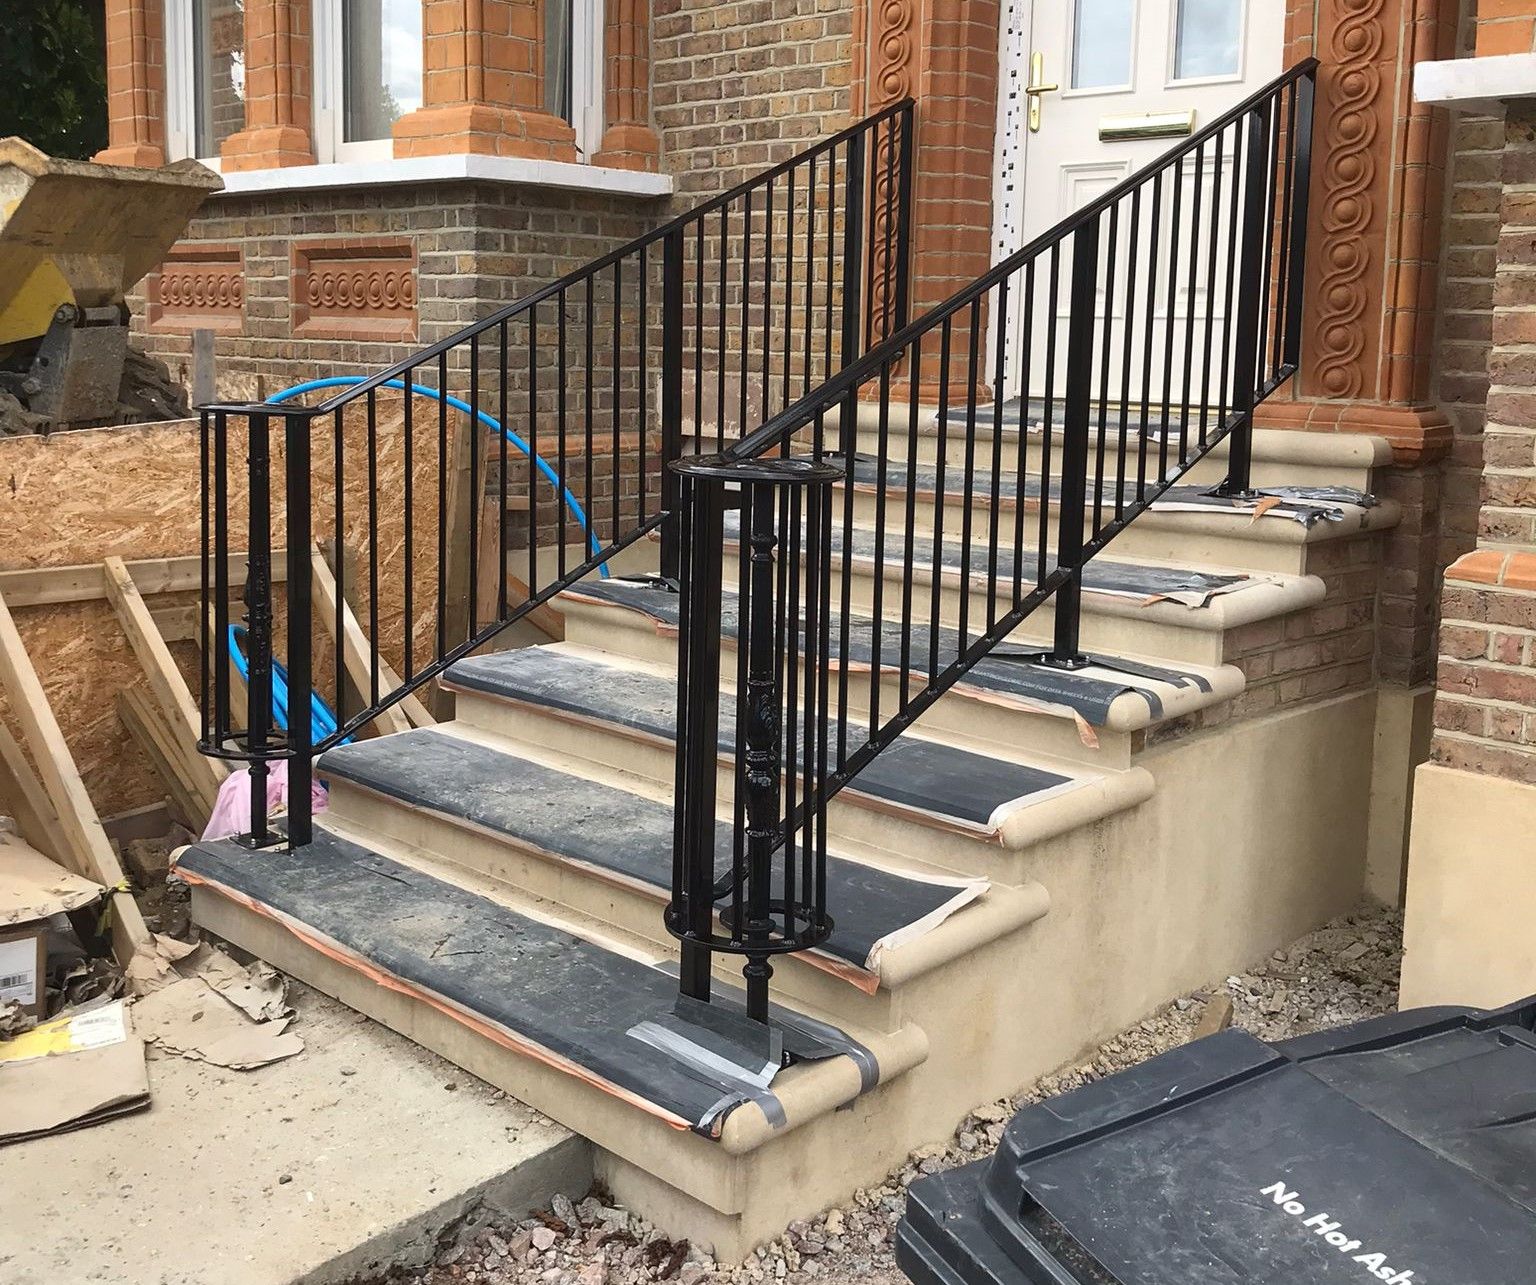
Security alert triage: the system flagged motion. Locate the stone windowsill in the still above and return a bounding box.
[1414,52,1536,115]
[215,152,675,200]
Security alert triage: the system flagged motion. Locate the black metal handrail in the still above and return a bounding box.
[198,100,916,849]
[667,62,1316,1021]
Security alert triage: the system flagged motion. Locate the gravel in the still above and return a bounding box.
[357,905,1402,1285]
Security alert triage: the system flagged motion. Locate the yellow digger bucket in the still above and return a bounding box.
[0,139,222,343]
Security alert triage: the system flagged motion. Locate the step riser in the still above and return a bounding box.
[826,561,1232,668]
[320,778,899,1028]
[555,600,1156,768]
[447,685,1126,872]
[842,487,1318,576]
[852,429,1378,493]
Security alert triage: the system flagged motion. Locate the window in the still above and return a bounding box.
[165,0,247,163]
[314,0,424,162]
[1070,0,1134,91]
[546,0,602,157]
[1173,0,1243,81]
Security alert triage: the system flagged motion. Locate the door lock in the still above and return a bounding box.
[1024,52,1059,133]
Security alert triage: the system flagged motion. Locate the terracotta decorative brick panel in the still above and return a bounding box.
[291,239,419,342]
[146,244,246,334]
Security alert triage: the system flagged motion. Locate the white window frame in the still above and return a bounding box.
[568,0,603,160]
[163,0,235,169]
[311,0,411,164]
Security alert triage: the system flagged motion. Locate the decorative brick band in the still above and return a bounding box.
[291,239,418,342]
[147,244,246,335]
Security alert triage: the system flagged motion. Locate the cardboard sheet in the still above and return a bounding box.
[0,827,104,926]
[0,1000,150,1144]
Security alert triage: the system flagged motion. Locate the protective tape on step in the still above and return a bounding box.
[627,1019,789,1132]
[1082,652,1213,695]
[784,1011,878,1093]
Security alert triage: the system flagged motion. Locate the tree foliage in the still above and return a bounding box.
[0,0,109,160]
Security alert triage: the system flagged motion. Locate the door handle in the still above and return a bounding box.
[1025,52,1058,133]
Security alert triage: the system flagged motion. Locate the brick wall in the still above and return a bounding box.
[1429,100,1536,786]
[650,0,854,206]
[133,183,661,399]
[1475,0,1536,55]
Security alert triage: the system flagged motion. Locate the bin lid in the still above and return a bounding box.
[975,997,1536,1283]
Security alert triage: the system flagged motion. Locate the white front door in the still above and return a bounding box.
[994,0,1284,400]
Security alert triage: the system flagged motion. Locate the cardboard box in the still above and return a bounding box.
[0,924,46,1016]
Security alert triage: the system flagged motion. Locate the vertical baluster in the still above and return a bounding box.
[869,362,890,739]
[1038,246,1060,584]
[1220,101,1276,497]
[500,320,510,613]
[1274,83,1298,372]
[1256,95,1280,385]
[1093,202,1117,535]
[586,276,596,544]
[1049,220,1099,668]
[662,229,685,580]
[199,410,212,745]
[285,410,314,847]
[1016,261,1035,593]
[467,337,479,638]
[989,277,1008,629]
[212,411,231,749]
[1159,164,1182,485]
[841,131,867,369]
[763,176,776,435]
[436,350,449,660]
[530,306,540,599]
[1219,122,1243,432]
[1180,148,1204,466]
[741,191,753,438]
[612,261,623,549]
[402,372,414,679]
[784,166,796,414]
[804,154,817,398]
[244,410,274,845]
[824,148,836,380]
[1137,176,1161,502]
[367,389,380,703]
[959,299,982,653]
[695,218,705,452]
[899,333,921,711]
[558,299,569,579]
[1285,73,1315,372]
[1201,134,1225,446]
[783,482,802,950]
[639,242,650,522]
[332,407,345,728]
[894,105,915,333]
[719,205,729,448]
[1118,188,1141,521]
[929,320,952,687]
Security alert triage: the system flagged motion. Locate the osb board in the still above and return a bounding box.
[0,411,450,817]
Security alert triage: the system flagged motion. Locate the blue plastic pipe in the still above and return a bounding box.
[227,624,348,746]
[265,376,609,574]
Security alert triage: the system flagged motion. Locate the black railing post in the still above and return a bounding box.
[284,410,314,849]
[841,131,867,373]
[740,481,782,1024]
[243,410,276,847]
[660,226,685,580]
[1047,220,1099,668]
[1219,100,1275,498]
[1284,72,1315,372]
[670,469,724,1004]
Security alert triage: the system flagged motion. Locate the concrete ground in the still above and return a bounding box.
[1,983,590,1285]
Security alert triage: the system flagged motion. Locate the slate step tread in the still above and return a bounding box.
[564,578,1217,726]
[318,727,983,976]
[443,646,1086,833]
[178,828,872,1139]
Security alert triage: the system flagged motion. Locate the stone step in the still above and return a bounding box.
[316,724,1049,1017]
[179,825,928,1260]
[555,577,1244,769]
[836,452,1400,576]
[439,642,1154,875]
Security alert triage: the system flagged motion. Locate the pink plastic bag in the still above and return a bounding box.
[202,761,329,841]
